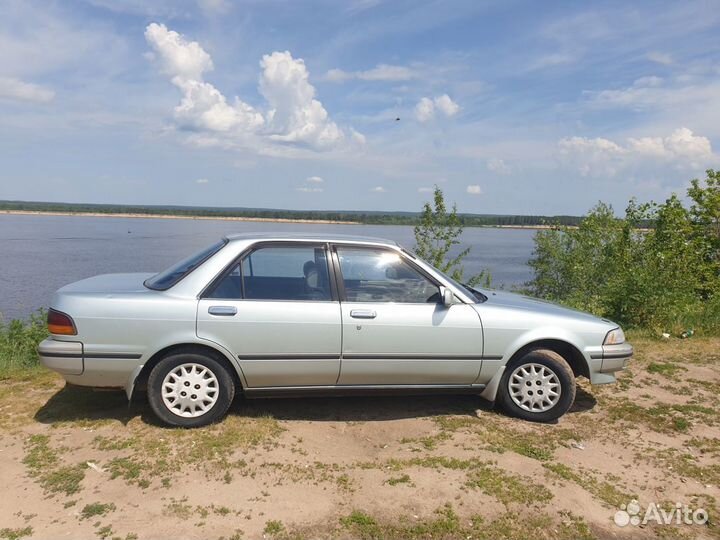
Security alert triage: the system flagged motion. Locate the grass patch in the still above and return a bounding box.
[606,398,718,433]
[543,462,632,507]
[399,432,450,451]
[464,463,553,507]
[22,434,86,496]
[0,311,47,376]
[96,525,113,539]
[40,465,86,495]
[339,504,593,540]
[0,528,33,540]
[651,448,720,485]
[96,415,283,488]
[107,457,145,486]
[385,474,412,486]
[687,436,720,456]
[380,456,552,507]
[163,498,194,520]
[22,434,59,472]
[80,502,116,520]
[263,520,285,537]
[340,504,463,540]
[432,414,580,462]
[647,361,687,377]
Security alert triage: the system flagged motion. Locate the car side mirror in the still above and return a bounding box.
[440,286,454,307]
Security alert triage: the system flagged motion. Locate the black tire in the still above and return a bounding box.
[147,351,236,428]
[497,348,576,423]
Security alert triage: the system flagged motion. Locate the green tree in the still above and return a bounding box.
[527,176,720,333]
[413,186,490,287]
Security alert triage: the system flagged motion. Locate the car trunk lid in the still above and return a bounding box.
[57,273,156,295]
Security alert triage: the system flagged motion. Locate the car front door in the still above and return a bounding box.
[333,245,484,386]
[197,243,341,388]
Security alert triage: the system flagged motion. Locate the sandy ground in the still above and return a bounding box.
[0,337,718,540]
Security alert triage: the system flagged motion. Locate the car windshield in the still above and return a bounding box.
[402,248,487,303]
[144,239,228,291]
[432,267,487,303]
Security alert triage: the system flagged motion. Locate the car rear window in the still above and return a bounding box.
[144,239,228,291]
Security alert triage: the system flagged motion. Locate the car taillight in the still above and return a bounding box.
[47,309,77,335]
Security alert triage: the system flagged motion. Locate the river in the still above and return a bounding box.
[0,214,538,320]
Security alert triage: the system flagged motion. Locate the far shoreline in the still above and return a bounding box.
[0,210,558,229]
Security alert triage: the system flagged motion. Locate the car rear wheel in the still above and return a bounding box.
[147,352,235,428]
[497,349,576,422]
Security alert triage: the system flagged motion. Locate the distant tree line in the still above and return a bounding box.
[0,200,585,227]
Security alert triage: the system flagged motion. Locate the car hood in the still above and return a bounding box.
[475,288,610,324]
[57,273,156,295]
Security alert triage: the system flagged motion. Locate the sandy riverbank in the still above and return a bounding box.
[0,210,361,225]
[0,210,562,229]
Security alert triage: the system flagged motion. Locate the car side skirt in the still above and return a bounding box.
[243,383,486,399]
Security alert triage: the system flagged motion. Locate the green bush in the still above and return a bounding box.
[414,186,491,287]
[0,310,48,376]
[528,170,720,334]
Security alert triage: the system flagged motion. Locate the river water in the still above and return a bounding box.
[0,214,538,320]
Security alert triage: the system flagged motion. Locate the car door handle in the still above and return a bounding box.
[350,309,377,319]
[208,306,237,316]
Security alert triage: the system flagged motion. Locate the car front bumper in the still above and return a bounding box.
[586,341,633,384]
[599,342,633,373]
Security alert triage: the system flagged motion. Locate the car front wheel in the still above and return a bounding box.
[147,352,235,428]
[497,349,576,422]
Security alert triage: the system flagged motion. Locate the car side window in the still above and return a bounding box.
[336,247,440,303]
[207,245,332,301]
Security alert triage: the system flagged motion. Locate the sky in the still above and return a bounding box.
[1,0,719,215]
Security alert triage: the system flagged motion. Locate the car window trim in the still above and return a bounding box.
[330,243,447,304]
[199,240,338,302]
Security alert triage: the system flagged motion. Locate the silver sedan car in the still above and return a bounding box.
[39,233,632,427]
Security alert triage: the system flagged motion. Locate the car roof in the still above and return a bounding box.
[224,232,400,247]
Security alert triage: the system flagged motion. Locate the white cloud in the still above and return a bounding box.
[647,51,673,65]
[434,94,460,116]
[415,97,435,122]
[418,187,433,193]
[585,76,666,109]
[173,78,265,132]
[145,23,357,152]
[414,94,459,122]
[260,51,344,148]
[487,158,510,175]
[350,128,366,146]
[196,178,210,184]
[326,64,416,82]
[145,23,213,81]
[628,128,713,166]
[466,185,482,195]
[0,77,54,103]
[296,175,325,192]
[559,127,715,176]
[370,186,386,192]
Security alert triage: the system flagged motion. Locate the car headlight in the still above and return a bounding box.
[604,327,625,345]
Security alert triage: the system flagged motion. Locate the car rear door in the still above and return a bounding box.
[332,245,484,385]
[197,242,341,388]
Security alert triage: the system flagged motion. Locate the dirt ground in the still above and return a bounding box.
[0,337,718,540]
